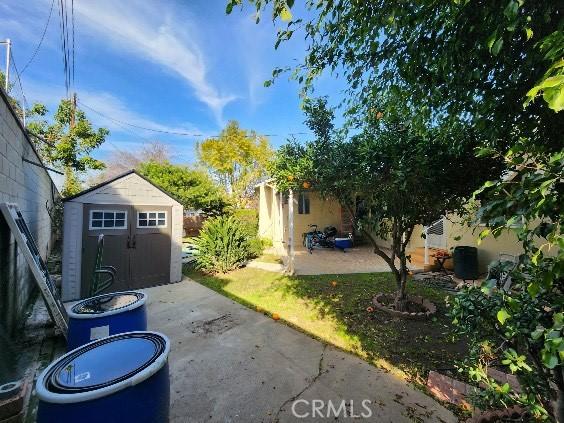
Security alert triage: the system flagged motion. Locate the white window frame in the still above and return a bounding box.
[137,211,167,228]
[89,210,128,230]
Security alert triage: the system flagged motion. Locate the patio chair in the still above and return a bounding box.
[89,234,116,297]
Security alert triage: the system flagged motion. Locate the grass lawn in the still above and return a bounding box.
[253,254,284,264]
[184,266,467,382]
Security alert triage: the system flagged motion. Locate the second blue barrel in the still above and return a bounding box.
[67,291,147,350]
[36,331,170,423]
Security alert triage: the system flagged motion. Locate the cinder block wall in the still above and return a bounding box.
[0,88,58,339]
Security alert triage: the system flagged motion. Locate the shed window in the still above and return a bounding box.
[89,211,127,230]
[298,193,310,215]
[138,211,167,228]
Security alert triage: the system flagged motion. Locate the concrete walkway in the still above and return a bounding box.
[146,279,455,422]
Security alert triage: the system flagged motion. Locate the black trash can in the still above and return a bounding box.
[453,246,479,280]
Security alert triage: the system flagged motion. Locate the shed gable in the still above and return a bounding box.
[69,173,180,206]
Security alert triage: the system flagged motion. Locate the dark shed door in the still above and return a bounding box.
[129,206,171,289]
[81,204,131,297]
[81,204,172,297]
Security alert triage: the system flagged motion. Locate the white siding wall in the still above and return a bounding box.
[61,201,83,301]
[170,204,183,283]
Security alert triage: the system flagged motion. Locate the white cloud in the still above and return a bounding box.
[72,0,236,124]
[22,78,206,136]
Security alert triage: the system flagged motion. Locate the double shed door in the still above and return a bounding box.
[81,204,171,297]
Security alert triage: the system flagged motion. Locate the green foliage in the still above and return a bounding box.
[231,208,264,257]
[194,215,258,273]
[451,144,563,417]
[197,121,272,206]
[271,98,498,302]
[27,99,108,172]
[61,167,83,197]
[525,31,564,112]
[137,161,229,216]
[230,0,562,153]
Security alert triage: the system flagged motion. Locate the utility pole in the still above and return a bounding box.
[1,39,11,92]
[70,92,77,128]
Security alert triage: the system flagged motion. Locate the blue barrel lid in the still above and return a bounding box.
[69,291,146,318]
[36,332,169,403]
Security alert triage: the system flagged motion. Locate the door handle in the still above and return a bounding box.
[127,235,131,249]
[132,234,136,249]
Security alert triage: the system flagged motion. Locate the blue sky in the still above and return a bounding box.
[0,0,345,167]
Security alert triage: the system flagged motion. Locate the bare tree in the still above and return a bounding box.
[88,141,170,186]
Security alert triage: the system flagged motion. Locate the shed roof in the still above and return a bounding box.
[63,169,182,205]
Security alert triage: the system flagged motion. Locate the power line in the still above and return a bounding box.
[57,0,71,97]
[20,0,56,75]
[71,0,75,87]
[78,99,310,139]
[9,50,29,124]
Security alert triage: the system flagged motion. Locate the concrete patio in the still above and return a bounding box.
[146,278,455,422]
[282,245,424,276]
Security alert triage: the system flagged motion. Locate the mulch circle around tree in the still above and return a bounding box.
[372,293,437,320]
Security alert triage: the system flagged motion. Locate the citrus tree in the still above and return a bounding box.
[271,98,497,309]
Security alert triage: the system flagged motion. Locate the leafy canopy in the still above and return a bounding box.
[27,99,108,172]
[271,98,498,302]
[228,0,563,151]
[137,161,229,216]
[197,120,272,205]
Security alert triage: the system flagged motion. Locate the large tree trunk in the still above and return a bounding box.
[394,254,409,311]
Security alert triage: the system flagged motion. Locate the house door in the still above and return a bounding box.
[81,204,171,297]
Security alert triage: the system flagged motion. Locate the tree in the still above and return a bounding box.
[450,144,563,419]
[27,98,108,195]
[61,167,82,197]
[89,141,170,185]
[271,98,498,309]
[228,0,563,152]
[197,121,272,206]
[137,161,229,216]
[233,2,563,416]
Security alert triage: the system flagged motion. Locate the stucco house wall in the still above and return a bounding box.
[258,182,528,273]
[257,183,342,254]
[408,217,525,273]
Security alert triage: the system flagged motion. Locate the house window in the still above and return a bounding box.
[298,193,310,214]
[137,211,167,228]
[89,210,127,230]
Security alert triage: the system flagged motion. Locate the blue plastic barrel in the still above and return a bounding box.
[36,331,170,423]
[67,291,147,350]
[334,237,352,251]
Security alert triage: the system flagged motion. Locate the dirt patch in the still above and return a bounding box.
[373,293,437,320]
[189,314,239,336]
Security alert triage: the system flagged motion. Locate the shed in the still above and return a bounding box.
[61,170,183,301]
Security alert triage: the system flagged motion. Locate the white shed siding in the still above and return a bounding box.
[74,173,177,206]
[62,201,83,301]
[170,204,183,283]
[62,172,183,300]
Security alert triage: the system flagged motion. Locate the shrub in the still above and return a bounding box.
[231,208,259,235]
[194,215,258,273]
